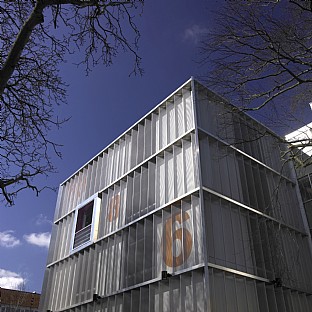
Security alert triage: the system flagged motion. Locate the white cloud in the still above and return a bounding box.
[0,269,26,290]
[183,24,208,44]
[35,214,52,226]
[24,232,51,248]
[0,231,21,248]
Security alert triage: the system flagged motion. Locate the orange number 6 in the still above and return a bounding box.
[163,211,193,267]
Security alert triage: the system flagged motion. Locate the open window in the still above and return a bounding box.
[71,194,101,252]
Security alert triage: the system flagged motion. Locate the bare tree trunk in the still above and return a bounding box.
[0,2,46,95]
[0,0,143,205]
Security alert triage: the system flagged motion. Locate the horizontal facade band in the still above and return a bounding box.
[61,79,194,187]
[47,261,312,312]
[202,186,308,236]
[54,128,196,225]
[198,127,295,185]
[47,187,201,268]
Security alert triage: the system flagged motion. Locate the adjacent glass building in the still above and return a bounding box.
[40,78,312,312]
[286,122,312,235]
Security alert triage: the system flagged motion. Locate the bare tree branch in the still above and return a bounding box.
[200,2,312,110]
[0,0,144,205]
[199,1,312,166]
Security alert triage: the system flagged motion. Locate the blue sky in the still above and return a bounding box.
[0,0,217,293]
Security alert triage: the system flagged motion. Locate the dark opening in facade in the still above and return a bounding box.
[73,201,94,249]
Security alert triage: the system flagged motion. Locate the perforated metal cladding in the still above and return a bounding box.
[55,88,194,221]
[44,196,203,311]
[41,79,312,312]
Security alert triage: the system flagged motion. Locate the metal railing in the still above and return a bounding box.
[73,225,92,249]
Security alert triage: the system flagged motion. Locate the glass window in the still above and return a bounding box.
[304,201,312,229]
[72,195,101,251]
[73,201,93,249]
[76,201,93,231]
[298,175,312,202]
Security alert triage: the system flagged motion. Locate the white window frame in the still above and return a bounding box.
[70,193,101,253]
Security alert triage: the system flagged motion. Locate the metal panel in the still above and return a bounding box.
[41,79,312,312]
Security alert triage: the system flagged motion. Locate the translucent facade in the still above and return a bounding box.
[40,79,312,312]
[286,125,312,235]
[298,173,312,232]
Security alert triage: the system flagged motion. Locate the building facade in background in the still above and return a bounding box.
[40,79,312,311]
[0,287,40,312]
[286,123,312,235]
